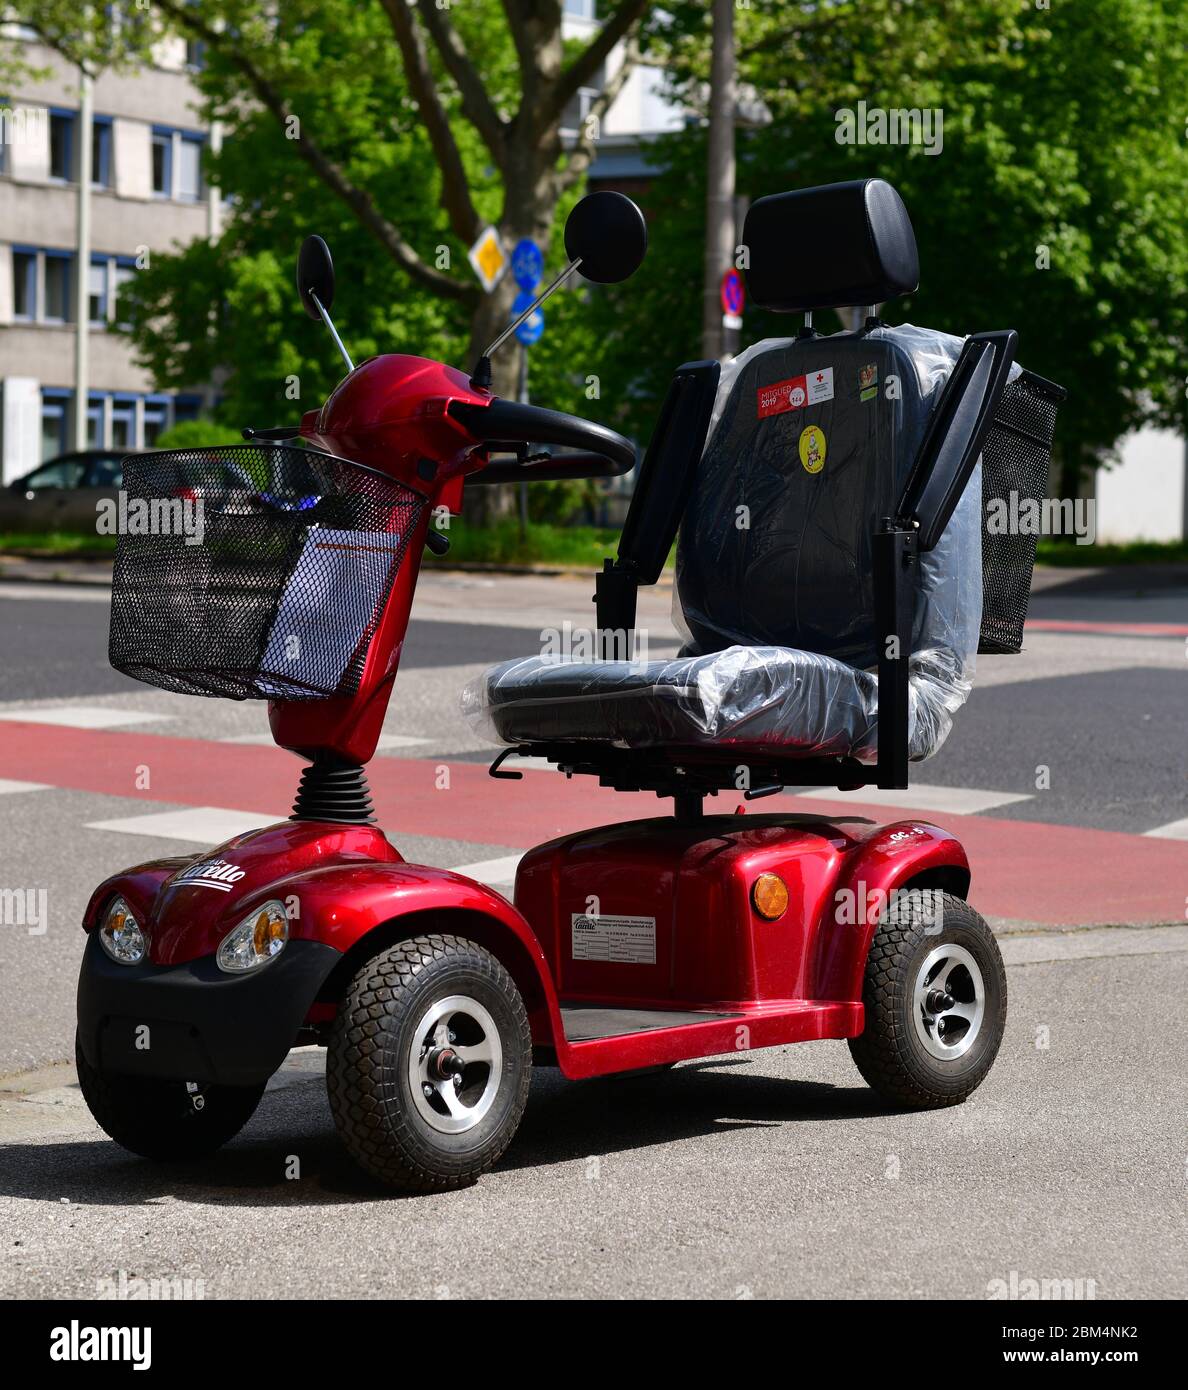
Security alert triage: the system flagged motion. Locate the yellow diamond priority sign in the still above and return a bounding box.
[468,226,508,294]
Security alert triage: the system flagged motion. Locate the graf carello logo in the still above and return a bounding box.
[173,858,246,893]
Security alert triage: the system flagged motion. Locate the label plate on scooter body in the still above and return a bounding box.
[570,913,656,965]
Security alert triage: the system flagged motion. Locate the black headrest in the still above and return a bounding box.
[744,179,919,313]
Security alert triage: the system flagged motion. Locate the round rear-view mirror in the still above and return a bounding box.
[297,234,336,320]
[564,191,648,284]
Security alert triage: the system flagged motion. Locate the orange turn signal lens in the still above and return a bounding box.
[752,873,789,920]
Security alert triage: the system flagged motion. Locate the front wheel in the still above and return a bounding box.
[75,1032,265,1159]
[848,892,1007,1108]
[326,934,532,1192]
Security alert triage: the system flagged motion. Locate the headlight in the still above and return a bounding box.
[217,899,289,973]
[98,896,146,965]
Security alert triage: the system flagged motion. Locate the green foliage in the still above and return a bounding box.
[600,0,1188,483]
[153,420,243,450]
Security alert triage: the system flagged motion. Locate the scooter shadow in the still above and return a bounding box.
[0,1060,902,1208]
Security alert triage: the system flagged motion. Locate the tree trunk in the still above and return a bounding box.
[701,0,736,361]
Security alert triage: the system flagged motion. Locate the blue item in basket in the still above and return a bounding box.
[259,526,402,696]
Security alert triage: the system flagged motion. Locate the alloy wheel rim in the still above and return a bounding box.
[408,994,503,1134]
[912,943,986,1061]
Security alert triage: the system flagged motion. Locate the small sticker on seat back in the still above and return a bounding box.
[757,375,807,418]
[571,912,656,964]
[758,367,834,418]
[799,425,827,474]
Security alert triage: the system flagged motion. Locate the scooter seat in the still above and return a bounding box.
[464,644,964,763]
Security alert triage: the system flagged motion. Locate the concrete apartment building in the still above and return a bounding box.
[0,21,217,482]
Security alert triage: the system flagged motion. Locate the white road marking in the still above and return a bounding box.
[0,778,51,795]
[449,853,523,887]
[793,783,1032,816]
[219,732,430,749]
[0,705,172,730]
[0,582,110,603]
[1143,817,1188,841]
[85,806,279,845]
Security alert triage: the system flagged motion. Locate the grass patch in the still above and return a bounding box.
[0,531,118,557]
[432,520,622,568]
[1036,538,1188,567]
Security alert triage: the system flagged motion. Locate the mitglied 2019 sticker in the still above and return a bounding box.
[799,425,826,474]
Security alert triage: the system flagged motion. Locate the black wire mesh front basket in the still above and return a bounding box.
[109,445,425,701]
[978,369,1067,654]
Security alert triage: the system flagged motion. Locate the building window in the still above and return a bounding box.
[111,398,136,450]
[563,0,597,16]
[143,398,169,447]
[151,128,171,195]
[49,109,75,180]
[43,251,72,321]
[40,392,70,460]
[12,248,36,318]
[151,125,206,200]
[91,116,112,188]
[177,133,203,201]
[185,39,206,70]
[88,259,108,325]
[113,256,137,327]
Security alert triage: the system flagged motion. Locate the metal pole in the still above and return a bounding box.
[517,344,529,541]
[701,0,735,361]
[73,68,93,449]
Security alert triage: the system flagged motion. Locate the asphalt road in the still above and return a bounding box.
[2,943,1185,1299]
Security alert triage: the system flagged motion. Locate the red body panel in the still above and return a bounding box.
[83,812,966,1081]
[269,354,492,764]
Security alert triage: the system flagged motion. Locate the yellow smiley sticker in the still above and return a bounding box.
[799,425,826,474]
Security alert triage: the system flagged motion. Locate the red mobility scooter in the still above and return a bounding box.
[76,181,1064,1191]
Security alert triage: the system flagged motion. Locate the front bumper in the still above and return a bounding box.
[76,933,342,1086]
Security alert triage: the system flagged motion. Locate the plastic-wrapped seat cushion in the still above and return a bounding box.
[464,325,986,763]
[464,641,959,762]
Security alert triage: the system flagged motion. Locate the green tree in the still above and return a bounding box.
[599,0,1188,492]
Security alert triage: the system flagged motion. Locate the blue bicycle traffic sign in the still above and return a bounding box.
[511,288,545,345]
[512,239,544,291]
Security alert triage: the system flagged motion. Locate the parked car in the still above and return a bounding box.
[0,450,139,533]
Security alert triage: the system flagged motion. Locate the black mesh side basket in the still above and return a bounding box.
[109,445,425,700]
[978,369,1067,654]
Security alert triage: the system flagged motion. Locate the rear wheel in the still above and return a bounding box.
[327,934,532,1191]
[75,1032,264,1159]
[848,893,1006,1108]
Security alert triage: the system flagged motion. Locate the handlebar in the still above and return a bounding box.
[448,399,636,483]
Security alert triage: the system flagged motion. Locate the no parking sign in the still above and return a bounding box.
[720,268,744,330]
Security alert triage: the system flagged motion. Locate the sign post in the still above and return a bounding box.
[509,239,545,538]
[720,267,744,358]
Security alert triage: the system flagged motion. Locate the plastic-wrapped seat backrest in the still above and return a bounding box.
[676,325,976,671]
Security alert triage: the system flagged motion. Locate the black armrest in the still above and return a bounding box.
[899,330,1017,550]
[595,360,720,652]
[873,521,916,789]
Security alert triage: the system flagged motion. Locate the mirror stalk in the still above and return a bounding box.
[310,290,355,373]
[469,258,583,389]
